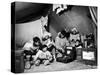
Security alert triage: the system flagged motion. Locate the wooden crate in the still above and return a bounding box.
[81,48,97,66]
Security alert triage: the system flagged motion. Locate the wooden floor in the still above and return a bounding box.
[24,60,97,73]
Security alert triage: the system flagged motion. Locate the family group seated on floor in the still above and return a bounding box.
[22,27,95,69]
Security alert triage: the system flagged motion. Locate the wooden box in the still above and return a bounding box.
[81,48,97,66]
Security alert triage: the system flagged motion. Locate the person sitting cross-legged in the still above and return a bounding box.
[55,30,76,63]
[55,30,70,57]
[34,45,53,66]
[23,36,42,68]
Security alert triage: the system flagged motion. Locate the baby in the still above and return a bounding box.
[34,45,53,66]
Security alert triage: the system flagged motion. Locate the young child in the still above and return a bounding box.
[34,45,53,66]
[42,34,56,61]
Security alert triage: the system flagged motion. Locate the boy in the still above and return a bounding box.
[34,45,53,66]
[23,36,42,64]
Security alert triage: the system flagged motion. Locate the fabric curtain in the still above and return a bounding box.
[89,7,97,26]
[89,7,97,47]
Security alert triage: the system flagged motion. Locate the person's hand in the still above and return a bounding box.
[57,48,64,53]
[60,48,64,53]
[48,57,52,61]
[48,44,52,48]
[30,48,34,52]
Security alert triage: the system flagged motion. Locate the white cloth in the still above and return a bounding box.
[43,38,55,47]
[70,33,80,41]
[41,16,48,27]
[43,31,51,38]
[34,50,52,60]
[23,40,39,51]
[53,4,67,14]
[55,36,69,50]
